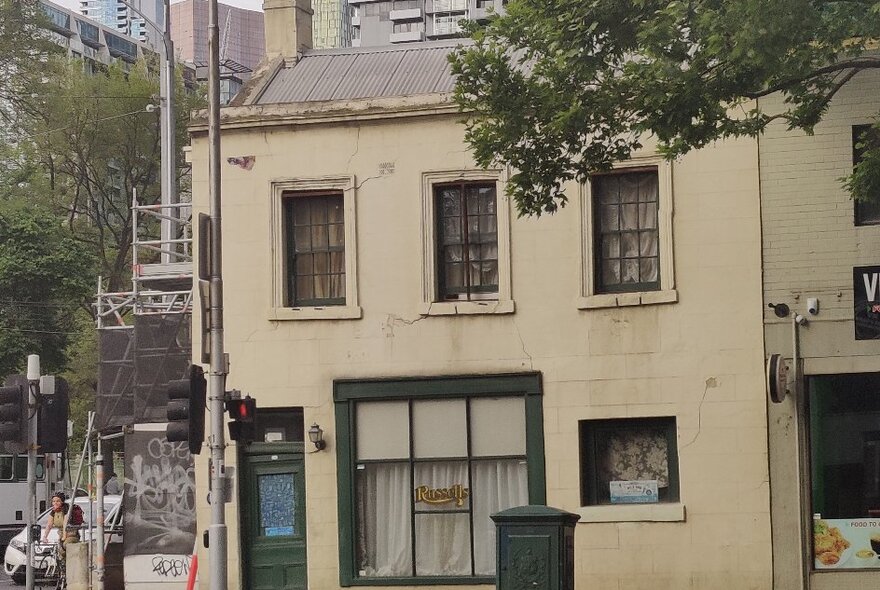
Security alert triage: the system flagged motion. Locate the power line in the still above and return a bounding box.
[18,108,154,141]
[1,327,80,336]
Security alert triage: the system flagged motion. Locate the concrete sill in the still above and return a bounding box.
[577,289,678,310]
[270,305,362,321]
[577,502,686,523]
[418,300,515,316]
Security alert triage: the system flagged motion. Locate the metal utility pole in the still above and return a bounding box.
[120,0,177,263]
[25,355,39,590]
[158,0,177,264]
[207,1,229,589]
[94,437,106,590]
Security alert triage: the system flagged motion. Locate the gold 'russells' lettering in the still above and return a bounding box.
[414,484,470,507]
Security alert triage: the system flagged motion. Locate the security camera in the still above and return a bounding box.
[807,298,819,315]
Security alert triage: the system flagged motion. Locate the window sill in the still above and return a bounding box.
[418,300,515,316]
[576,502,686,523]
[576,289,678,310]
[270,305,362,321]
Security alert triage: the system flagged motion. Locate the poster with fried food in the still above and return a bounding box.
[814,518,880,569]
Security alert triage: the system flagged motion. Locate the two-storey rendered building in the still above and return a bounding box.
[187,2,772,590]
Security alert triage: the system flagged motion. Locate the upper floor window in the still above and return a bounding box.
[592,168,660,293]
[578,158,677,309]
[854,124,880,226]
[420,170,514,316]
[435,182,498,301]
[284,193,345,307]
[270,176,361,321]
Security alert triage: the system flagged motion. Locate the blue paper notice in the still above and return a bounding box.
[264,526,295,537]
[609,480,659,504]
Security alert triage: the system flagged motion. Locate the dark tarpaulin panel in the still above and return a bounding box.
[96,329,135,431]
[123,428,196,556]
[95,313,191,431]
[133,313,192,424]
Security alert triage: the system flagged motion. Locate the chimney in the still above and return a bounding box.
[263,0,313,60]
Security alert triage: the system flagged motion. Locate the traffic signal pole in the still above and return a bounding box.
[25,355,39,590]
[207,0,228,588]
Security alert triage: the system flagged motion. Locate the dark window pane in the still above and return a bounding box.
[294,226,311,252]
[853,125,880,225]
[285,193,346,306]
[640,258,658,283]
[602,235,619,259]
[602,260,620,286]
[295,253,312,275]
[593,169,661,293]
[328,223,344,248]
[295,276,313,301]
[621,233,639,258]
[436,182,498,300]
[600,205,619,231]
[622,259,640,283]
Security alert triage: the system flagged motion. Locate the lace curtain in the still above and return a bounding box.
[596,428,669,489]
[356,459,527,577]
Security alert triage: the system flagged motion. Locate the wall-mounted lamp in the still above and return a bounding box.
[308,423,326,451]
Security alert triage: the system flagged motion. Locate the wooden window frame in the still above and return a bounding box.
[420,169,514,316]
[579,416,680,507]
[284,192,346,307]
[269,176,361,321]
[334,373,545,586]
[578,157,677,309]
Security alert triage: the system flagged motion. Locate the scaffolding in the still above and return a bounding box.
[94,192,194,431]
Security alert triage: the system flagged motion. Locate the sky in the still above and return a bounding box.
[54,0,265,13]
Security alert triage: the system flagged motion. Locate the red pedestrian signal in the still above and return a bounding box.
[225,396,256,443]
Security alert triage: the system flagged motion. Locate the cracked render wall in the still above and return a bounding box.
[188,101,769,590]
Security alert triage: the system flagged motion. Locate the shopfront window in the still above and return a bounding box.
[334,374,545,585]
[810,373,880,570]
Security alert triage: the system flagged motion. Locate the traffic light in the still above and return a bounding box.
[0,378,26,446]
[38,376,69,453]
[225,396,256,443]
[166,365,207,455]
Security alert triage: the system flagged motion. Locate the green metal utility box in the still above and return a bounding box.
[492,506,580,590]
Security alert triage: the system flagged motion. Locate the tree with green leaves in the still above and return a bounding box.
[0,0,61,134]
[450,0,880,216]
[0,204,96,377]
[22,57,201,292]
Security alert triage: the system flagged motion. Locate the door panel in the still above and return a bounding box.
[241,453,306,590]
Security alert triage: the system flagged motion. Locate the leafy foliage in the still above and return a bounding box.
[450,0,880,216]
[0,4,204,437]
[0,0,61,133]
[0,205,96,376]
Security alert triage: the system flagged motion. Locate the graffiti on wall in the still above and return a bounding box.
[124,430,196,556]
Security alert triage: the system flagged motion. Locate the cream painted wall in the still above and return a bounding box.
[759,68,880,590]
[188,100,769,590]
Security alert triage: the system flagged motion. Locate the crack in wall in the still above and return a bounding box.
[679,376,716,451]
[513,319,534,370]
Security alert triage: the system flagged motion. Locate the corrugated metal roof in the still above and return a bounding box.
[255,40,465,105]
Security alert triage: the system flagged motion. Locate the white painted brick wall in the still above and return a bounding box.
[759,68,880,320]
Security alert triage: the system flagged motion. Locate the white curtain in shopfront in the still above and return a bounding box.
[357,459,527,576]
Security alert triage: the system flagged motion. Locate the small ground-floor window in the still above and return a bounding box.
[334,373,545,585]
[809,373,880,570]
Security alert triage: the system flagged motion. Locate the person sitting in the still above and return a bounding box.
[41,492,83,557]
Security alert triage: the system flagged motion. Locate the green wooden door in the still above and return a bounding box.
[241,451,307,590]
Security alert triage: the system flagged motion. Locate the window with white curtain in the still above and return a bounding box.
[578,158,677,309]
[334,374,544,585]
